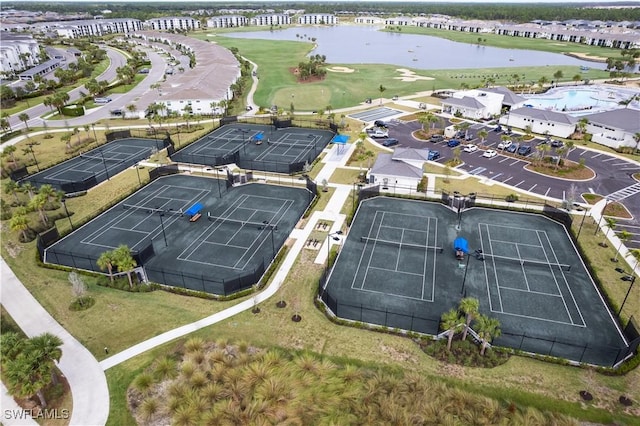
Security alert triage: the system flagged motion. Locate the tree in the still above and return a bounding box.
[602,217,616,247]
[633,132,640,154]
[4,179,21,204]
[28,333,63,386]
[572,74,582,85]
[576,118,588,138]
[378,85,386,105]
[459,298,480,341]
[114,245,137,288]
[440,308,461,351]
[614,230,632,262]
[69,270,88,307]
[61,133,72,150]
[2,145,18,168]
[553,70,563,85]
[18,112,30,130]
[97,250,117,283]
[474,314,501,355]
[477,129,488,145]
[126,104,137,119]
[28,193,49,227]
[9,213,29,241]
[0,116,11,133]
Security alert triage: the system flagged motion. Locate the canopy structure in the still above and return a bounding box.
[331,134,349,154]
[453,237,469,253]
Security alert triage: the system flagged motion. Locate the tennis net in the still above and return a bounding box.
[360,236,443,253]
[481,252,571,271]
[267,140,316,150]
[80,154,124,163]
[121,204,275,228]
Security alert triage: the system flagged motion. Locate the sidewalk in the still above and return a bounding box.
[0,258,109,426]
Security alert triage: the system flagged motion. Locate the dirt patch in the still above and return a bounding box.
[289,67,326,83]
[394,68,434,82]
[326,66,355,73]
[565,52,608,63]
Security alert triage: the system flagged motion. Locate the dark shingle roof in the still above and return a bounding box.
[509,107,579,125]
[371,153,423,179]
[584,108,640,133]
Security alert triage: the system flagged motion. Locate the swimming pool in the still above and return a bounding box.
[522,85,639,115]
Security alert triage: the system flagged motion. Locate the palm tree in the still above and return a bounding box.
[440,308,461,351]
[577,118,588,138]
[602,217,616,247]
[633,132,640,154]
[4,179,21,204]
[28,333,63,385]
[477,129,488,146]
[114,245,137,288]
[459,298,480,341]
[10,213,29,241]
[378,84,386,105]
[97,250,117,283]
[614,230,632,262]
[126,103,137,119]
[474,314,501,355]
[28,193,49,227]
[18,112,30,130]
[2,145,18,168]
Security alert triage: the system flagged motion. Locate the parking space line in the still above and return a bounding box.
[499,157,510,163]
[503,177,513,183]
[514,180,525,187]
[602,157,617,162]
[544,188,551,196]
[528,184,537,191]
[492,173,503,180]
[591,153,603,158]
[510,159,521,166]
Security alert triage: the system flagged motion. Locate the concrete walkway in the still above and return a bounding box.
[0,258,109,426]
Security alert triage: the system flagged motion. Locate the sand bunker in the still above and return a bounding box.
[394,68,434,82]
[326,66,355,73]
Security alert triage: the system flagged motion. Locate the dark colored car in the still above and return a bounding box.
[374,120,388,128]
[382,138,399,147]
[517,145,532,156]
[429,135,445,143]
[427,150,440,160]
[447,139,461,147]
[506,143,518,153]
[493,125,503,132]
[551,140,564,148]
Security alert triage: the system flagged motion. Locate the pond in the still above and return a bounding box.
[223,25,603,71]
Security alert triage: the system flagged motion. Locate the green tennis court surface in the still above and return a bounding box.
[23,138,166,193]
[322,197,629,366]
[171,123,335,174]
[44,174,312,295]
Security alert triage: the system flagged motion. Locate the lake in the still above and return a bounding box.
[223,25,602,71]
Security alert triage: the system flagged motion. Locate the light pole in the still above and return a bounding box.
[91,123,98,146]
[327,230,343,268]
[98,149,110,180]
[594,198,610,236]
[262,221,277,256]
[576,206,588,240]
[215,167,222,198]
[618,275,636,316]
[134,163,141,186]
[158,211,167,247]
[460,251,472,295]
[61,198,73,230]
[236,128,250,155]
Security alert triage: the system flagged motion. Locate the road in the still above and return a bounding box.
[6,47,128,131]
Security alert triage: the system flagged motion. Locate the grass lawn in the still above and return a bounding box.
[198,35,611,112]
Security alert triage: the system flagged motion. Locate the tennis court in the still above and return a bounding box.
[44,174,312,295]
[23,138,165,193]
[171,123,334,173]
[322,197,630,366]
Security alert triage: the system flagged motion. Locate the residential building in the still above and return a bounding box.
[18,59,60,81]
[250,14,291,27]
[354,16,385,25]
[441,89,505,120]
[132,31,240,117]
[33,18,143,38]
[0,33,40,76]
[206,15,247,28]
[298,14,338,25]
[145,17,201,32]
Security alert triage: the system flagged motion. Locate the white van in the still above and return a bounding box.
[95,97,112,104]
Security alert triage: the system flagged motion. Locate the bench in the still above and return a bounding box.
[190,213,202,222]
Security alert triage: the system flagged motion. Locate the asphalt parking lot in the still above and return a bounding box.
[385,118,640,249]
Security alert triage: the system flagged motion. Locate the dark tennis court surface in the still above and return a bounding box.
[171,123,335,173]
[323,197,629,366]
[44,174,312,295]
[23,138,165,193]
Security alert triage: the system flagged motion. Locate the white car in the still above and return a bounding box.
[482,149,497,158]
[463,144,478,153]
[497,140,512,149]
[371,129,389,138]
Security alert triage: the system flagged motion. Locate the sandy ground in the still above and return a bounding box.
[394,68,435,82]
[326,66,355,73]
[565,51,609,63]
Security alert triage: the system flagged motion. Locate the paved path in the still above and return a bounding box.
[0,258,109,426]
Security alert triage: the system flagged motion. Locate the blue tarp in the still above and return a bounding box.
[185,202,203,217]
[254,132,264,141]
[453,237,469,254]
[332,135,349,144]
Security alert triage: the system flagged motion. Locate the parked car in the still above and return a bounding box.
[447,139,461,147]
[138,68,150,74]
[482,149,497,158]
[463,143,478,153]
[382,138,399,147]
[551,140,564,148]
[94,97,112,104]
[371,129,389,138]
[374,120,388,128]
[497,139,512,149]
[464,133,474,141]
[427,150,440,160]
[493,125,503,132]
[506,143,518,154]
[504,126,513,135]
[429,135,445,143]
[517,145,532,156]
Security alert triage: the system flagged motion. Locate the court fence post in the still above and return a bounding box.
[519,333,525,350]
[549,338,556,356]
[580,344,588,363]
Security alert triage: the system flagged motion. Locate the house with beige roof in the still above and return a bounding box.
[368,148,430,190]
